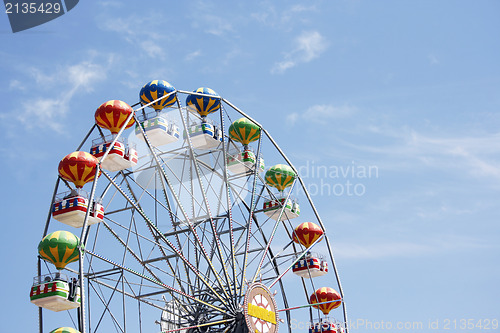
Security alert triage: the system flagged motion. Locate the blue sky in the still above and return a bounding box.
[1,1,499,332]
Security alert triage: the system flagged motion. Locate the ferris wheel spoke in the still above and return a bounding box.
[215,216,247,293]
[201,166,231,218]
[251,179,298,284]
[104,216,170,253]
[169,201,233,305]
[103,206,182,286]
[237,216,283,284]
[164,231,223,300]
[159,318,235,333]
[86,275,174,330]
[160,155,205,216]
[105,272,179,330]
[179,108,237,292]
[147,175,199,299]
[88,272,126,333]
[85,249,231,316]
[233,205,271,260]
[145,160,200,298]
[187,169,234,300]
[100,170,233,309]
[174,224,235,306]
[237,140,264,299]
[142,145,234,306]
[197,237,223,298]
[121,172,151,206]
[134,115,200,228]
[173,242,197,298]
[260,241,295,274]
[146,266,213,301]
[200,229,230,295]
[99,219,172,288]
[122,173,178,220]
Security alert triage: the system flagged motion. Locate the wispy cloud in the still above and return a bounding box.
[272,30,328,74]
[286,101,500,183]
[96,12,171,59]
[251,3,317,29]
[286,112,300,126]
[7,54,113,133]
[411,132,500,179]
[287,104,356,125]
[9,79,24,90]
[185,50,202,62]
[188,1,235,37]
[287,4,317,17]
[343,127,500,180]
[140,40,164,58]
[304,104,356,122]
[201,14,234,36]
[333,235,494,260]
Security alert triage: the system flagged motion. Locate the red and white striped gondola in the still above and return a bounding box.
[292,252,328,278]
[52,189,103,228]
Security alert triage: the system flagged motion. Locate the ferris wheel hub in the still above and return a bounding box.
[243,283,279,333]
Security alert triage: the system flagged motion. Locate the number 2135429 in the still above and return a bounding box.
[5,2,62,14]
[443,319,498,330]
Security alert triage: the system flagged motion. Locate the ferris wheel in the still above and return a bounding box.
[30,80,349,333]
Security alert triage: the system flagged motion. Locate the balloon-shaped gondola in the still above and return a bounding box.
[38,231,82,270]
[292,222,328,278]
[263,164,300,220]
[136,80,180,147]
[227,117,264,174]
[265,164,296,192]
[228,117,260,148]
[309,287,342,315]
[91,100,138,171]
[186,87,220,118]
[53,151,104,228]
[58,151,99,189]
[140,80,177,111]
[293,222,324,248]
[94,100,135,134]
[184,87,222,149]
